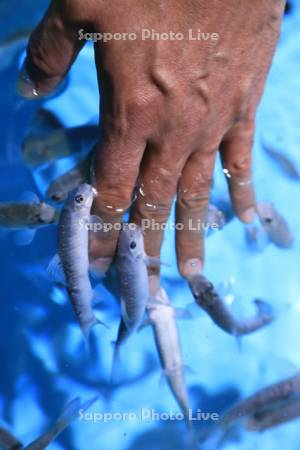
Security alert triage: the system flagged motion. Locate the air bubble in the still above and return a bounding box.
[223,168,232,179]
[139,185,146,197]
[145,203,157,209]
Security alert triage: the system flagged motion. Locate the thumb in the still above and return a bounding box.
[17,0,85,98]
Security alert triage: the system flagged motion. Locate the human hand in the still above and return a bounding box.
[18,0,286,280]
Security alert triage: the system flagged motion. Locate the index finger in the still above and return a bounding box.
[17,0,84,98]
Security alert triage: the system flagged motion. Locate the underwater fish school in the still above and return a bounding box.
[0,1,300,449]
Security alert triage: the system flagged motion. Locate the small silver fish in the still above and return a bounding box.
[0,396,98,450]
[264,147,300,180]
[46,154,91,202]
[116,224,149,333]
[246,396,300,432]
[222,372,300,429]
[111,224,149,378]
[0,201,57,229]
[256,202,294,248]
[189,274,274,337]
[22,119,98,167]
[48,184,104,346]
[203,373,300,449]
[22,128,73,167]
[146,287,191,421]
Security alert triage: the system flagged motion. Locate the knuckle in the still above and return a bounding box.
[137,201,171,222]
[105,90,158,137]
[228,153,252,176]
[95,187,133,215]
[126,90,158,121]
[178,192,209,211]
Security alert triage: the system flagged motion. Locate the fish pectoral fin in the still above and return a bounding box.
[159,365,194,387]
[160,367,179,385]
[159,370,170,388]
[147,296,164,307]
[175,308,193,320]
[183,364,196,376]
[13,229,36,246]
[144,256,170,268]
[91,290,103,306]
[120,298,131,330]
[137,318,151,332]
[47,254,67,285]
[81,316,109,353]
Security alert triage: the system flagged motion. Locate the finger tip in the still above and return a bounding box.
[179,258,204,280]
[239,207,256,224]
[89,256,113,275]
[16,62,39,99]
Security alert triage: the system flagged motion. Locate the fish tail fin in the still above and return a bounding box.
[57,396,99,428]
[81,316,108,353]
[185,424,201,450]
[254,299,274,322]
[197,427,225,450]
[110,342,123,385]
[55,397,83,430]
[27,396,99,449]
[234,334,243,352]
[13,229,36,246]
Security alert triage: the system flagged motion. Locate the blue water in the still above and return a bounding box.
[1,1,300,450]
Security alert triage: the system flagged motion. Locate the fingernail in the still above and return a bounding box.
[240,207,256,224]
[148,274,161,296]
[16,60,39,99]
[89,257,112,275]
[181,258,203,279]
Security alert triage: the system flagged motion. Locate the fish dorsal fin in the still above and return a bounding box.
[13,229,36,246]
[175,308,193,320]
[18,190,40,204]
[47,254,67,285]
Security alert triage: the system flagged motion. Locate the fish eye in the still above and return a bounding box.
[265,217,273,224]
[130,241,137,249]
[75,194,84,204]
